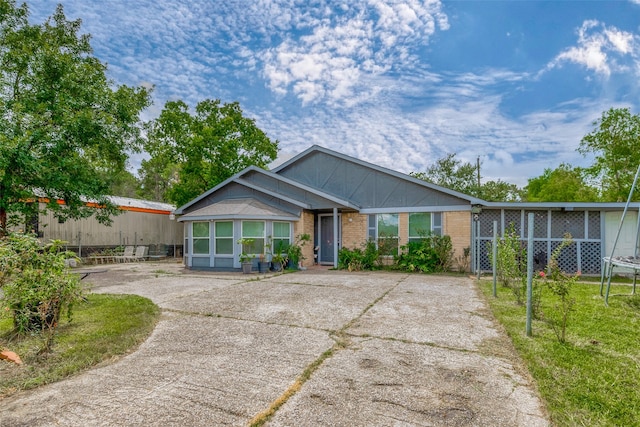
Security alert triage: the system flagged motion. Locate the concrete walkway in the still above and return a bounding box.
[1,263,548,426]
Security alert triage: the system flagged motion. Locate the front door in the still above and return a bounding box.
[319,214,341,264]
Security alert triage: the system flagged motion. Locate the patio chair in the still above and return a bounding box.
[130,245,148,262]
[114,246,135,263]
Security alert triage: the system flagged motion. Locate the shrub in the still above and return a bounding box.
[539,234,578,343]
[489,223,527,304]
[338,240,379,271]
[396,234,454,273]
[453,247,471,273]
[0,233,85,352]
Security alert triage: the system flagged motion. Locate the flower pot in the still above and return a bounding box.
[271,261,283,272]
[286,259,299,270]
[258,261,269,274]
[241,261,253,274]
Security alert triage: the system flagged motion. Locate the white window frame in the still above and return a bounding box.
[192,222,210,255]
[214,221,234,256]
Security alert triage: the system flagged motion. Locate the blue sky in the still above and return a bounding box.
[28,0,640,187]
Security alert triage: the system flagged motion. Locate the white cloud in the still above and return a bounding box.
[26,1,635,189]
[547,20,640,78]
[254,66,601,187]
[259,1,448,106]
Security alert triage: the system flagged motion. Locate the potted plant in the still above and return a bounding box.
[237,238,255,274]
[258,253,270,274]
[286,233,311,270]
[270,241,289,272]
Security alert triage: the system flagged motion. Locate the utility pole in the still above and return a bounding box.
[476,156,481,193]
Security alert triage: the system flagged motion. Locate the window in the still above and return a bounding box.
[242,221,265,254]
[409,213,431,242]
[368,214,377,241]
[432,212,442,236]
[377,213,399,256]
[408,213,442,242]
[215,221,233,255]
[272,222,291,253]
[192,222,210,255]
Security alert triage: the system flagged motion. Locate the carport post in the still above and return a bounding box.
[492,221,497,298]
[526,213,534,337]
[476,220,481,280]
[333,207,338,269]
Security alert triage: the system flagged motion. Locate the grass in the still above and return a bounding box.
[0,293,160,398]
[479,279,640,426]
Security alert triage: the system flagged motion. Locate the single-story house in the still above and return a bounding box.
[174,145,481,270]
[174,145,640,274]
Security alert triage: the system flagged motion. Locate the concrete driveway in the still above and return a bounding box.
[1,263,548,426]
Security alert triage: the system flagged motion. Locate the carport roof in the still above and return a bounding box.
[479,201,640,211]
[178,198,299,222]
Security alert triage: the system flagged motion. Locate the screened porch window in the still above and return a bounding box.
[215,221,233,255]
[242,221,265,254]
[192,222,210,255]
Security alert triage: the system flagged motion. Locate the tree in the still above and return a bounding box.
[412,153,524,201]
[479,180,525,202]
[105,170,141,199]
[411,153,478,195]
[137,155,179,202]
[145,99,278,207]
[579,107,640,202]
[525,164,600,202]
[0,2,151,233]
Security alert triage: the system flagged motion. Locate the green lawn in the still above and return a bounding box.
[0,293,160,398]
[479,279,640,426]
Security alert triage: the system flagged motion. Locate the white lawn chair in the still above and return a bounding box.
[114,246,135,263]
[130,246,148,262]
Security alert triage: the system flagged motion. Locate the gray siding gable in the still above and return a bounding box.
[273,147,475,209]
[241,169,357,210]
[181,181,302,217]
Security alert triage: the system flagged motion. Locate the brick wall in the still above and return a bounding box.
[398,213,409,247]
[294,210,315,267]
[341,212,368,249]
[295,210,472,271]
[444,211,471,266]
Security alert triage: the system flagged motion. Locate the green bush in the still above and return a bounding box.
[396,234,454,273]
[0,233,85,352]
[489,223,527,304]
[539,234,578,343]
[338,240,380,271]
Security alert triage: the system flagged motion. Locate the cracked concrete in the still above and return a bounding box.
[0,263,549,426]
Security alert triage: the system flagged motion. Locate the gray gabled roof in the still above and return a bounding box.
[174,145,488,219]
[174,172,246,215]
[178,198,299,222]
[271,145,484,205]
[173,165,360,216]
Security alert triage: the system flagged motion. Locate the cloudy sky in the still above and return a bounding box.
[28,0,640,186]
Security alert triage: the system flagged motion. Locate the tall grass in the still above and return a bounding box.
[480,281,640,426]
